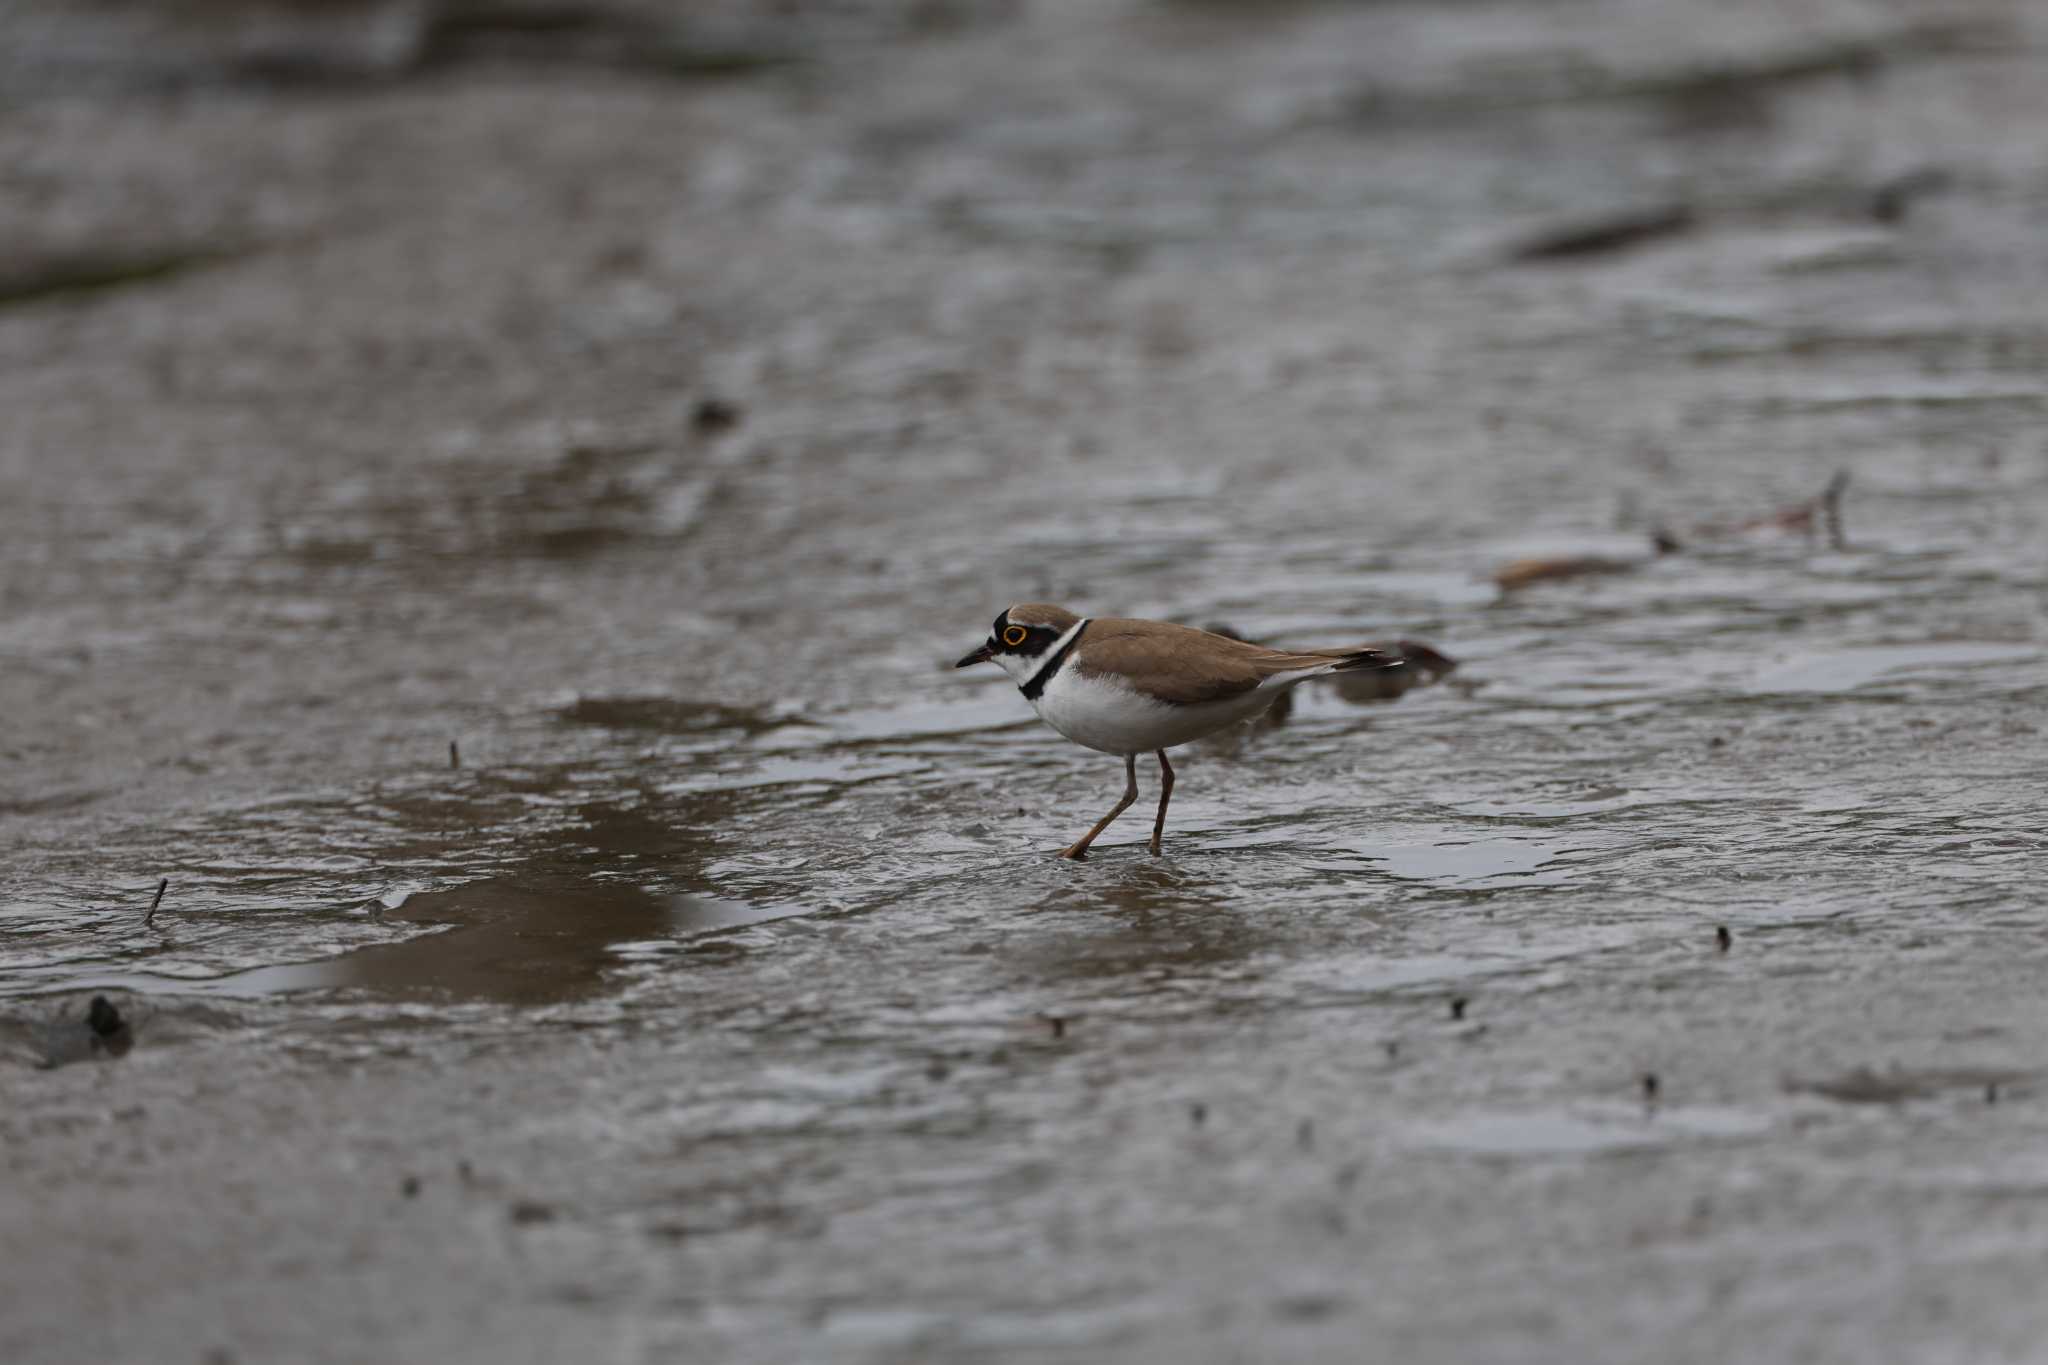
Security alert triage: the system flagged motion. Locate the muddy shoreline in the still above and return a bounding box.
[4,1,2047,1361]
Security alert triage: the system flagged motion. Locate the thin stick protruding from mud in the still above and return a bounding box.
[450,740,461,770]
[1820,470,1850,551]
[144,878,168,928]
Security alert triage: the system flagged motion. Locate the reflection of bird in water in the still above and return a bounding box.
[1200,625,1458,741]
[1324,639,1458,703]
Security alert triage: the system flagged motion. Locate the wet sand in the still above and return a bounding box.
[3,1,2047,1360]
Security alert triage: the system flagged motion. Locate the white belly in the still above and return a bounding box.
[1028,667,1276,755]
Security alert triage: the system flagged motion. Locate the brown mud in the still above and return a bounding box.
[3,1,2047,1361]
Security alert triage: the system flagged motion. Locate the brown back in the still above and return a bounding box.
[1070,618,1355,706]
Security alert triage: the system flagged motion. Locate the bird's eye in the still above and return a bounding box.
[1002,626,1029,647]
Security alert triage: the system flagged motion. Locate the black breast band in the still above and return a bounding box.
[1021,621,1088,700]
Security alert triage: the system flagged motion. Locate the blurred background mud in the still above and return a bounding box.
[2,2,2045,1361]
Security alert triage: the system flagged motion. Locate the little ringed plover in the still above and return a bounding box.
[956,604,1405,859]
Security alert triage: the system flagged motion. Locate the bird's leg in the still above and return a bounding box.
[1060,754,1139,860]
[1149,749,1175,856]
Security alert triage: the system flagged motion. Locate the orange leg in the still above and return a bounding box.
[1060,754,1138,860]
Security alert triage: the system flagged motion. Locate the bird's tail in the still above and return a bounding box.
[1327,646,1407,674]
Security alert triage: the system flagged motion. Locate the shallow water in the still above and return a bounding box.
[3,1,2048,1361]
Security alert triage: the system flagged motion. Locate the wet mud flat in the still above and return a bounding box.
[3,0,2048,1361]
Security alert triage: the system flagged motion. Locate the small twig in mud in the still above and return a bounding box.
[1715,925,1732,952]
[144,878,168,928]
[1449,995,1468,1022]
[449,740,461,770]
[1642,1073,1661,1103]
[1820,470,1850,550]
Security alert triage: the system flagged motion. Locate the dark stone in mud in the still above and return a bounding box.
[87,998,133,1057]
[508,1199,557,1226]
[87,996,124,1040]
[692,397,744,435]
[1449,995,1468,1022]
[32,994,136,1068]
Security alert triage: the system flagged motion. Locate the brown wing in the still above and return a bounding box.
[1071,618,1355,706]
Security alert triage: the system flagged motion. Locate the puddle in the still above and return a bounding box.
[13,878,803,1004]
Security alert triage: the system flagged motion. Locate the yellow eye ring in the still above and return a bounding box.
[1002,625,1029,647]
